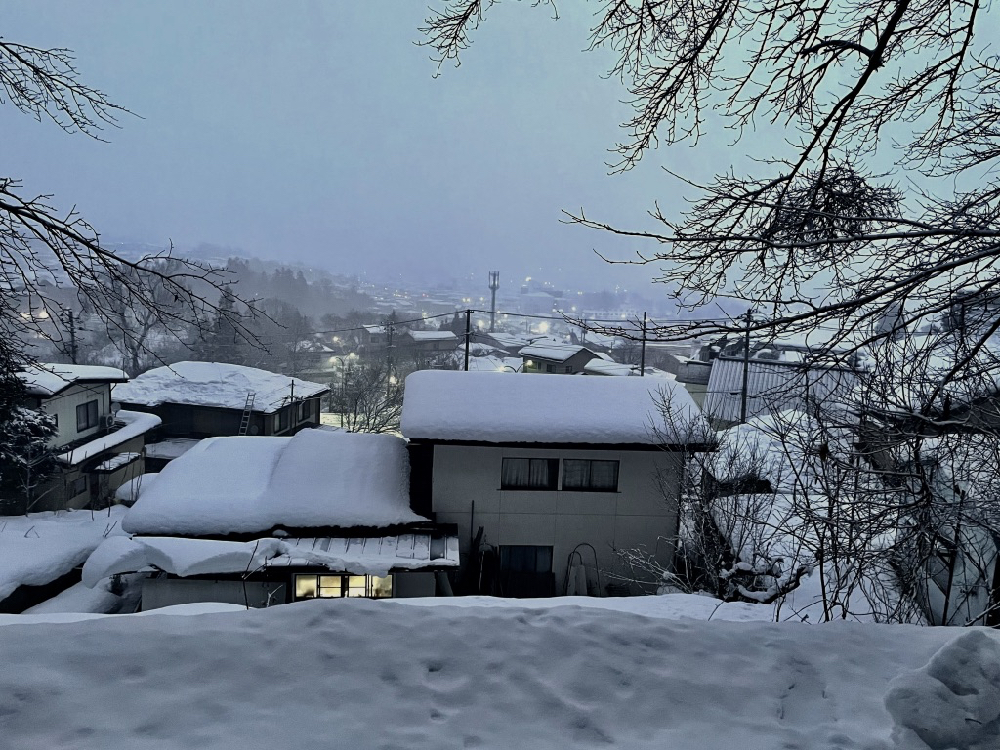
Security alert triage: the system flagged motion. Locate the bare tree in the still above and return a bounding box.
[0,36,260,376]
[422,1,1000,402]
[333,360,404,434]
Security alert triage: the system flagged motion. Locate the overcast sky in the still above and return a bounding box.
[4,3,740,292]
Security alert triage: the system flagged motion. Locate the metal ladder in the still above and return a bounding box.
[238,392,256,435]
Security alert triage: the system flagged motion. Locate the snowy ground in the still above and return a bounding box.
[0,596,996,750]
[0,508,127,605]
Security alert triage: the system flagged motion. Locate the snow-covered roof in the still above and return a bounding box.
[520,343,596,362]
[93,452,141,473]
[582,360,677,379]
[113,361,328,413]
[0,508,128,604]
[401,370,703,445]
[83,532,459,585]
[122,429,425,536]
[57,410,161,467]
[408,330,457,342]
[19,364,129,397]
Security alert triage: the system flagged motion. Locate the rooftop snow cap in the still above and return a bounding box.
[19,364,129,397]
[112,361,328,413]
[400,370,704,445]
[122,429,424,537]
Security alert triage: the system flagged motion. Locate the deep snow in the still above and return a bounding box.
[0,596,995,750]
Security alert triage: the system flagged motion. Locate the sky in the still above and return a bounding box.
[2,2,738,293]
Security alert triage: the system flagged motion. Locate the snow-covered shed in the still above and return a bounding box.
[400,370,705,598]
[84,429,458,609]
[113,361,329,442]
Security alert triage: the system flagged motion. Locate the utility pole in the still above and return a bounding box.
[488,271,500,332]
[66,310,78,364]
[384,317,395,379]
[639,313,647,376]
[740,309,754,424]
[464,309,471,371]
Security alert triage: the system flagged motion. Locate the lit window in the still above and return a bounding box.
[294,573,393,600]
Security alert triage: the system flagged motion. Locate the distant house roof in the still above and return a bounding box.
[401,370,703,445]
[583,360,677,379]
[122,429,425,537]
[407,331,458,342]
[520,344,597,363]
[19,364,129,397]
[113,361,328,414]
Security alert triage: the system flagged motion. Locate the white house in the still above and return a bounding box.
[15,364,160,513]
[400,370,704,597]
[82,429,459,610]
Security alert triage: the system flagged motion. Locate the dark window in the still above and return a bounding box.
[564,366,572,373]
[499,545,553,573]
[274,408,290,432]
[297,399,313,422]
[545,364,555,373]
[562,459,620,492]
[69,476,87,496]
[76,400,99,432]
[501,458,558,490]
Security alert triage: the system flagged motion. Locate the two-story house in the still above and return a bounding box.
[400,370,705,597]
[16,364,160,513]
[113,361,329,469]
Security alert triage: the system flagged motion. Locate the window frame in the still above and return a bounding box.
[560,459,620,492]
[293,573,393,601]
[76,399,99,432]
[500,457,559,491]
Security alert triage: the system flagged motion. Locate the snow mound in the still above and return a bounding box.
[885,630,1000,750]
[0,599,969,750]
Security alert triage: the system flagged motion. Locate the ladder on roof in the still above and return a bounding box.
[238,392,256,436]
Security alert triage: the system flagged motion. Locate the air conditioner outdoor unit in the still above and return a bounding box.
[103,415,117,429]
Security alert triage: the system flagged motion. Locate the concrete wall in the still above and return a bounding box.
[431,445,682,594]
[142,578,286,610]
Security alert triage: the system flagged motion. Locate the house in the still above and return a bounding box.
[13,364,160,513]
[520,343,600,374]
[398,330,460,354]
[400,370,705,597]
[81,429,460,610]
[113,361,330,451]
[702,338,855,427]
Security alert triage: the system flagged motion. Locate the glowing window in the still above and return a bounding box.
[294,573,393,600]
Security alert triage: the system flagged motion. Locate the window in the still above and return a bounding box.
[76,399,99,431]
[297,399,313,422]
[562,459,619,492]
[545,364,555,373]
[564,366,572,373]
[499,546,553,573]
[293,574,392,600]
[273,408,290,433]
[501,458,559,490]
